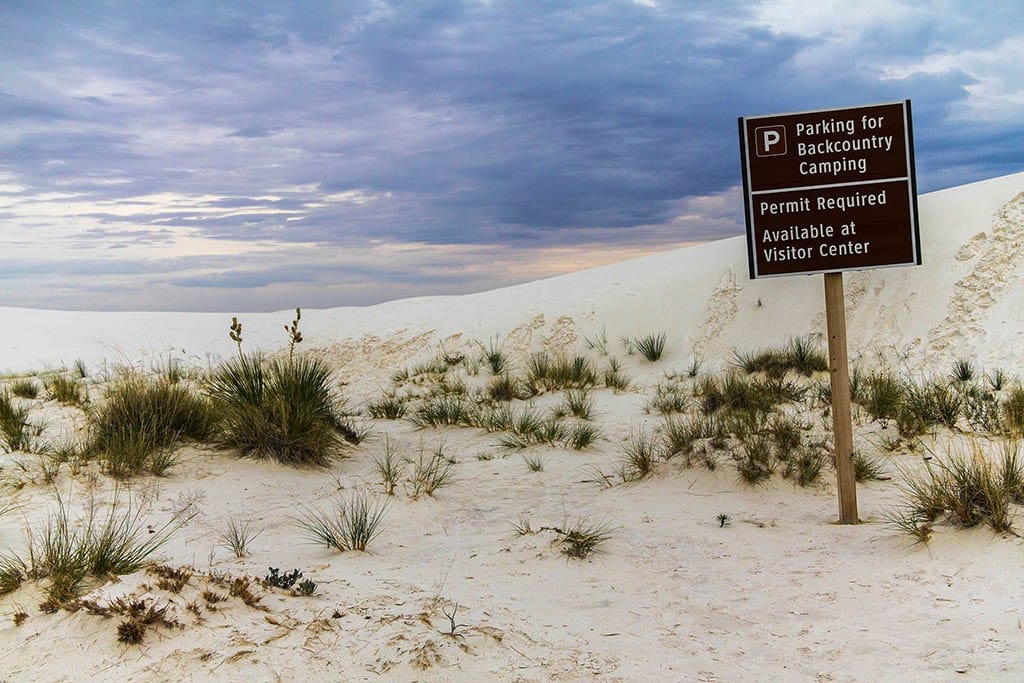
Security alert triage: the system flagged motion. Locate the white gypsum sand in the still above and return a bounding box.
[0,171,1022,681]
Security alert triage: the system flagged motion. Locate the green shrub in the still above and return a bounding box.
[602,357,630,391]
[85,373,212,477]
[861,371,904,423]
[1002,387,1024,434]
[527,352,597,391]
[6,492,186,609]
[892,441,1022,540]
[296,491,387,551]
[734,337,827,378]
[487,374,526,402]
[367,391,407,419]
[734,434,775,485]
[207,354,353,466]
[0,390,32,452]
[47,374,85,406]
[619,431,659,481]
[632,332,667,362]
[408,395,475,428]
[10,379,39,399]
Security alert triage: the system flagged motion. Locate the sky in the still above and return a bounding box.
[2,1,1022,312]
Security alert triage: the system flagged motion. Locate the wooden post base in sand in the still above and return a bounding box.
[824,272,859,524]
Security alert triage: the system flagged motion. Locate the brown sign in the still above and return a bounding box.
[739,101,921,278]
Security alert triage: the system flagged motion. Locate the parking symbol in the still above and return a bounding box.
[755,125,787,157]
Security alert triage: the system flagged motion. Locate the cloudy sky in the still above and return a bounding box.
[2,1,1022,311]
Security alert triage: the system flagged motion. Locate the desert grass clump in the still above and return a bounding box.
[486,374,527,402]
[217,515,261,558]
[618,430,659,482]
[661,413,724,464]
[734,434,775,485]
[963,385,1002,433]
[697,372,795,416]
[367,391,408,419]
[372,437,407,495]
[482,337,507,374]
[987,368,1008,392]
[207,354,353,466]
[409,395,475,428]
[891,441,1023,540]
[527,352,597,391]
[557,519,614,559]
[0,390,33,453]
[565,421,601,450]
[522,453,545,472]
[9,378,39,399]
[85,372,212,477]
[632,332,667,362]
[950,358,976,383]
[861,371,905,424]
[781,445,828,486]
[11,492,188,609]
[46,374,85,407]
[296,490,388,551]
[734,337,827,378]
[646,381,689,415]
[602,357,630,391]
[1001,387,1024,435]
[853,453,887,481]
[407,442,454,497]
[498,415,568,449]
[560,389,594,420]
[767,414,803,457]
[897,379,960,435]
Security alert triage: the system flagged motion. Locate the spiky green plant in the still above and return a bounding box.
[406,442,454,497]
[14,491,188,609]
[950,358,975,383]
[207,354,353,466]
[368,391,407,419]
[84,372,211,477]
[296,491,388,551]
[633,332,667,362]
[9,379,39,399]
[372,436,407,495]
[565,421,601,450]
[0,390,33,453]
[482,337,507,374]
[46,374,85,406]
[602,357,630,391]
[522,453,545,472]
[217,515,261,558]
[619,430,658,482]
[561,389,594,420]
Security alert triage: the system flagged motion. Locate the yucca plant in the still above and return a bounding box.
[207,354,352,466]
[633,332,667,362]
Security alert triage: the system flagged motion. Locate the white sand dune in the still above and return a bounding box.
[3,172,1023,379]
[1,171,1024,681]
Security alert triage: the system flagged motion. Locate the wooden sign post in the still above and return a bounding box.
[738,101,920,524]
[824,272,857,524]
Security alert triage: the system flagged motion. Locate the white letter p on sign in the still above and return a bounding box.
[755,124,787,157]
